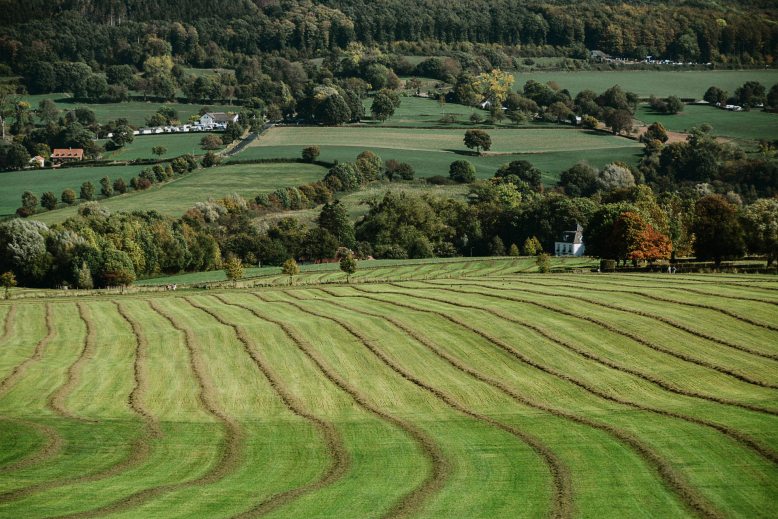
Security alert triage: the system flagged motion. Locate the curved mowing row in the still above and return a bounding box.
[0,272,776,518]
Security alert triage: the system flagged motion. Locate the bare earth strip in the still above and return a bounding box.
[186,296,351,519]
[244,292,450,519]
[284,295,575,519]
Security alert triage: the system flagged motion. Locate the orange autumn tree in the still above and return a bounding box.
[609,212,673,265]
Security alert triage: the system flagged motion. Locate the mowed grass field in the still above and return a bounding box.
[635,104,778,141]
[230,126,643,182]
[0,164,149,216]
[0,260,776,518]
[33,162,329,224]
[104,133,225,160]
[514,69,778,98]
[19,93,236,127]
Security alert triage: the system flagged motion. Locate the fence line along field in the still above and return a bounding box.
[0,262,776,518]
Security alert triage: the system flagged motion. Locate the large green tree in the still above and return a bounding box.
[692,195,745,267]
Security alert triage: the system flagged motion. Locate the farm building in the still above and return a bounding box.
[50,148,83,165]
[29,155,45,167]
[201,112,239,125]
[555,223,585,256]
[589,50,613,61]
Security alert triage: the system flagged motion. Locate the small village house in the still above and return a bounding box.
[50,148,83,165]
[555,224,586,256]
[29,156,45,167]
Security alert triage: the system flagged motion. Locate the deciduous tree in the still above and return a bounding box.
[340,255,358,282]
[464,129,491,154]
[692,195,745,267]
[281,258,299,284]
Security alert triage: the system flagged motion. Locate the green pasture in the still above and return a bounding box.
[20,94,236,127]
[360,96,557,128]
[230,126,642,182]
[33,162,328,224]
[105,133,225,160]
[0,264,776,518]
[514,69,778,98]
[635,104,778,141]
[0,164,149,216]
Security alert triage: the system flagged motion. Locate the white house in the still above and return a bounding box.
[555,224,585,256]
[200,112,239,126]
[29,156,45,167]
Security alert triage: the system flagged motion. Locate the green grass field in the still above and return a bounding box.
[358,96,557,128]
[33,162,329,224]
[230,126,642,182]
[0,259,776,518]
[513,69,778,98]
[635,104,778,141]
[105,133,225,160]
[0,164,149,216]
[20,93,237,127]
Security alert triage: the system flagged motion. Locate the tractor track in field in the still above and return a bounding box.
[246,292,450,519]
[322,287,724,519]
[38,300,247,519]
[439,281,778,365]
[419,281,778,393]
[514,280,778,332]
[330,286,778,467]
[187,296,351,519]
[0,305,63,475]
[290,294,575,519]
[47,303,99,424]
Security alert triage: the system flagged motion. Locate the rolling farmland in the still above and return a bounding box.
[231,126,643,182]
[0,262,776,518]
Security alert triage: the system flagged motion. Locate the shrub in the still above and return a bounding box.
[62,188,77,205]
[536,253,551,273]
[449,160,476,183]
[302,145,321,162]
[113,178,127,194]
[137,178,152,190]
[41,191,58,210]
[200,134,222,150]
[80,182,95,201]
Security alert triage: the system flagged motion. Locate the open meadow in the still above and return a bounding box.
[0,259,776,518]
[229,126,643,182]
[635,104,778,141]
[0,164,149,216]
[513,69,778,98]
[20,93,236,127]
[32,162,329,224]
[104,133,225,160]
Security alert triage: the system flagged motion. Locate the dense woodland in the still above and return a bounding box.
[1,0,778,75]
